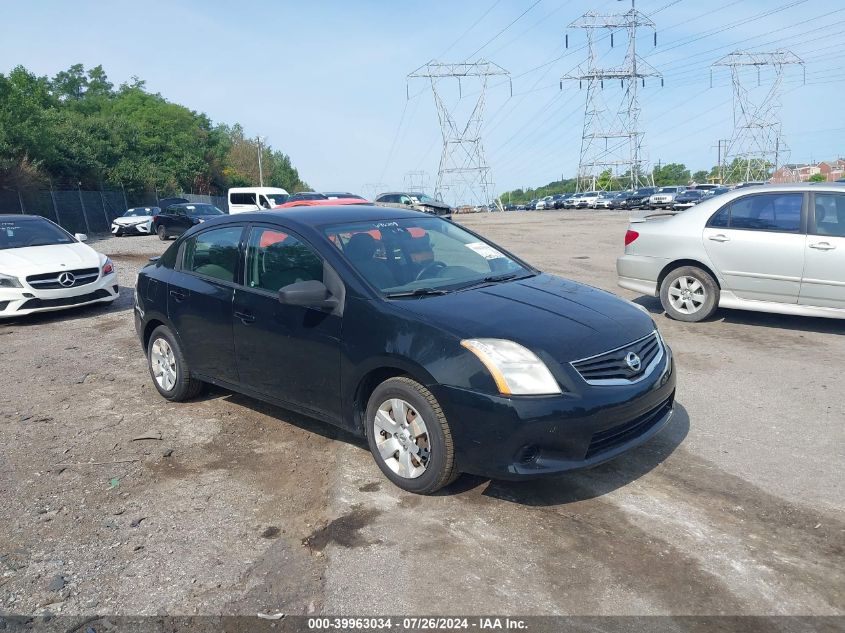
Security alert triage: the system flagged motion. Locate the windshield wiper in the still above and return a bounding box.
[456,271,536,291]
[385,287,450,298]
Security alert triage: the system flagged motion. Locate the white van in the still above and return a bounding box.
[227,187,290,214]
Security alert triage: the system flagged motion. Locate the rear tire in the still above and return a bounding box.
[147,325,204,401]
[157,225,168,241]
[660,266,719,322]
[365,377,458,495]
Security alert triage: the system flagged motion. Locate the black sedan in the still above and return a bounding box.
[153,203,227,240]
[134,206,675,494]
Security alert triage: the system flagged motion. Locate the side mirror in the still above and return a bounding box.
[75,233,88,242]
[278,280,338,310]
[403,199,412,205]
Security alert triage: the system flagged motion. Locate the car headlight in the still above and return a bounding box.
[461,338,561,396]
[102,258,115,276]
[0,273,23,288]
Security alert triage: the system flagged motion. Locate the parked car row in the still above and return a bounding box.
[512,184,735,212]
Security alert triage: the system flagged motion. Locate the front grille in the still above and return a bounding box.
[26,267,100,289]
[0,301,9,311]
[571,331,663,385]
[20,289,111,310]
[585,396,673,459]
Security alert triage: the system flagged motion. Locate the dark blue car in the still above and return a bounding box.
[134,206,675,494]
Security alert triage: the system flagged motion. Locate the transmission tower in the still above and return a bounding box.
[711,50,805,184]
[362,182,389,201]
[408,61,511,207]
[403,170,431,193]
[563,1,661,192]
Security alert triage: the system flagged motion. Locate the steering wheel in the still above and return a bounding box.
[414,261,447,281]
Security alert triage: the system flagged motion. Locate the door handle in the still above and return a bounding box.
[708,234,730,242]
[234,310,256,324]
[169,289,187,302]
[809,242,836,251]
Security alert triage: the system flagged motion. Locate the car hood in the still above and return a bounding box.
[391,273,655,362]
[113,216,152,225]
[0,242,101,275]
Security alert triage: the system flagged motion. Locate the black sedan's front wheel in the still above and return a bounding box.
[365,377,458,495]
[147,325,204,401]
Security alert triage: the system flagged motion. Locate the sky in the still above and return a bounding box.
[1,0,843,199]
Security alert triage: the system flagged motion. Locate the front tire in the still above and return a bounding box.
[147,325,204,401]
[157,225,168,241]
[660,266,719,322]
[365,377,458,495]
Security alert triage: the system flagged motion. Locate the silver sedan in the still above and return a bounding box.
[617,184,845,321]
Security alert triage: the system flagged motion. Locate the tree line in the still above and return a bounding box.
[0,64,307,195]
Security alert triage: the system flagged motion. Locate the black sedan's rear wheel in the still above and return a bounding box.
[157,225,168,241]
[147,325,204,401]
[365,377,458,495]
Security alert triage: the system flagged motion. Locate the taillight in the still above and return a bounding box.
[152,215,159,223]
[624,229,640,246]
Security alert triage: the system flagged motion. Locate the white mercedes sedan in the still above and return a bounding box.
[0,215,118,319]
[617,184,845,322]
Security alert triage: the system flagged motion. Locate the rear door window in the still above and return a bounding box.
[812,193,845,237]
[182,226,243,282]
[230,193,257,205]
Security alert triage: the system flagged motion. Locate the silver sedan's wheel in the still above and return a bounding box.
[667,275,706,315]
[150,338,177,391]
[373,398,430,479]
[659,266,719,322]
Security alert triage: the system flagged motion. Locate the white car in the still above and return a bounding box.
[617,184,845,321]
[571,191,600,208]
[536,195,555,210]
[111,207,157,236]
[0,215,119,319]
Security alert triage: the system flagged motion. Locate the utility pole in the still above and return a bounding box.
[563,0,661,192]
[257,136,264,187]
[408,61,511,207]
[712,51,804,184]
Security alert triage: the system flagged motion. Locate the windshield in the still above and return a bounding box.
[0,217,75,250]
[325,217,532,296]
[409,193,441,205]
[657,187,679,193]
[266,194,289,205]
[124,208,156,217]
[186,204,224,217]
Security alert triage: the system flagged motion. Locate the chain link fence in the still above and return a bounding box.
[0,187,229,235]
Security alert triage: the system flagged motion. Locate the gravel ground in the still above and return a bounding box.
[0,211,842,618]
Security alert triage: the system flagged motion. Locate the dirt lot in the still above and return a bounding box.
[0,210,842,617]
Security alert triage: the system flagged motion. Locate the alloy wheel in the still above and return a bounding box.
[668,276,706,315]
[150,338,177,391]
[373,398,430,479]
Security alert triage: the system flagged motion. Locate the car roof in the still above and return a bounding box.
[231,204,427,228]
[0,214,50,221]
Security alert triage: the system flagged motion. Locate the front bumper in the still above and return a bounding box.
[112,221,153,235]
[0,273,118,318]
[430,345,676,479]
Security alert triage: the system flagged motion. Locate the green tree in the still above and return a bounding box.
[808,173,826,182]
[652,163,690,186]
[692,170,709,183]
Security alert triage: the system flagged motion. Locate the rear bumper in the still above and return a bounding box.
[430,346,675,480]
[617,254,668,296]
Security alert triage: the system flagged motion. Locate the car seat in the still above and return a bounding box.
[345,233,396,289]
